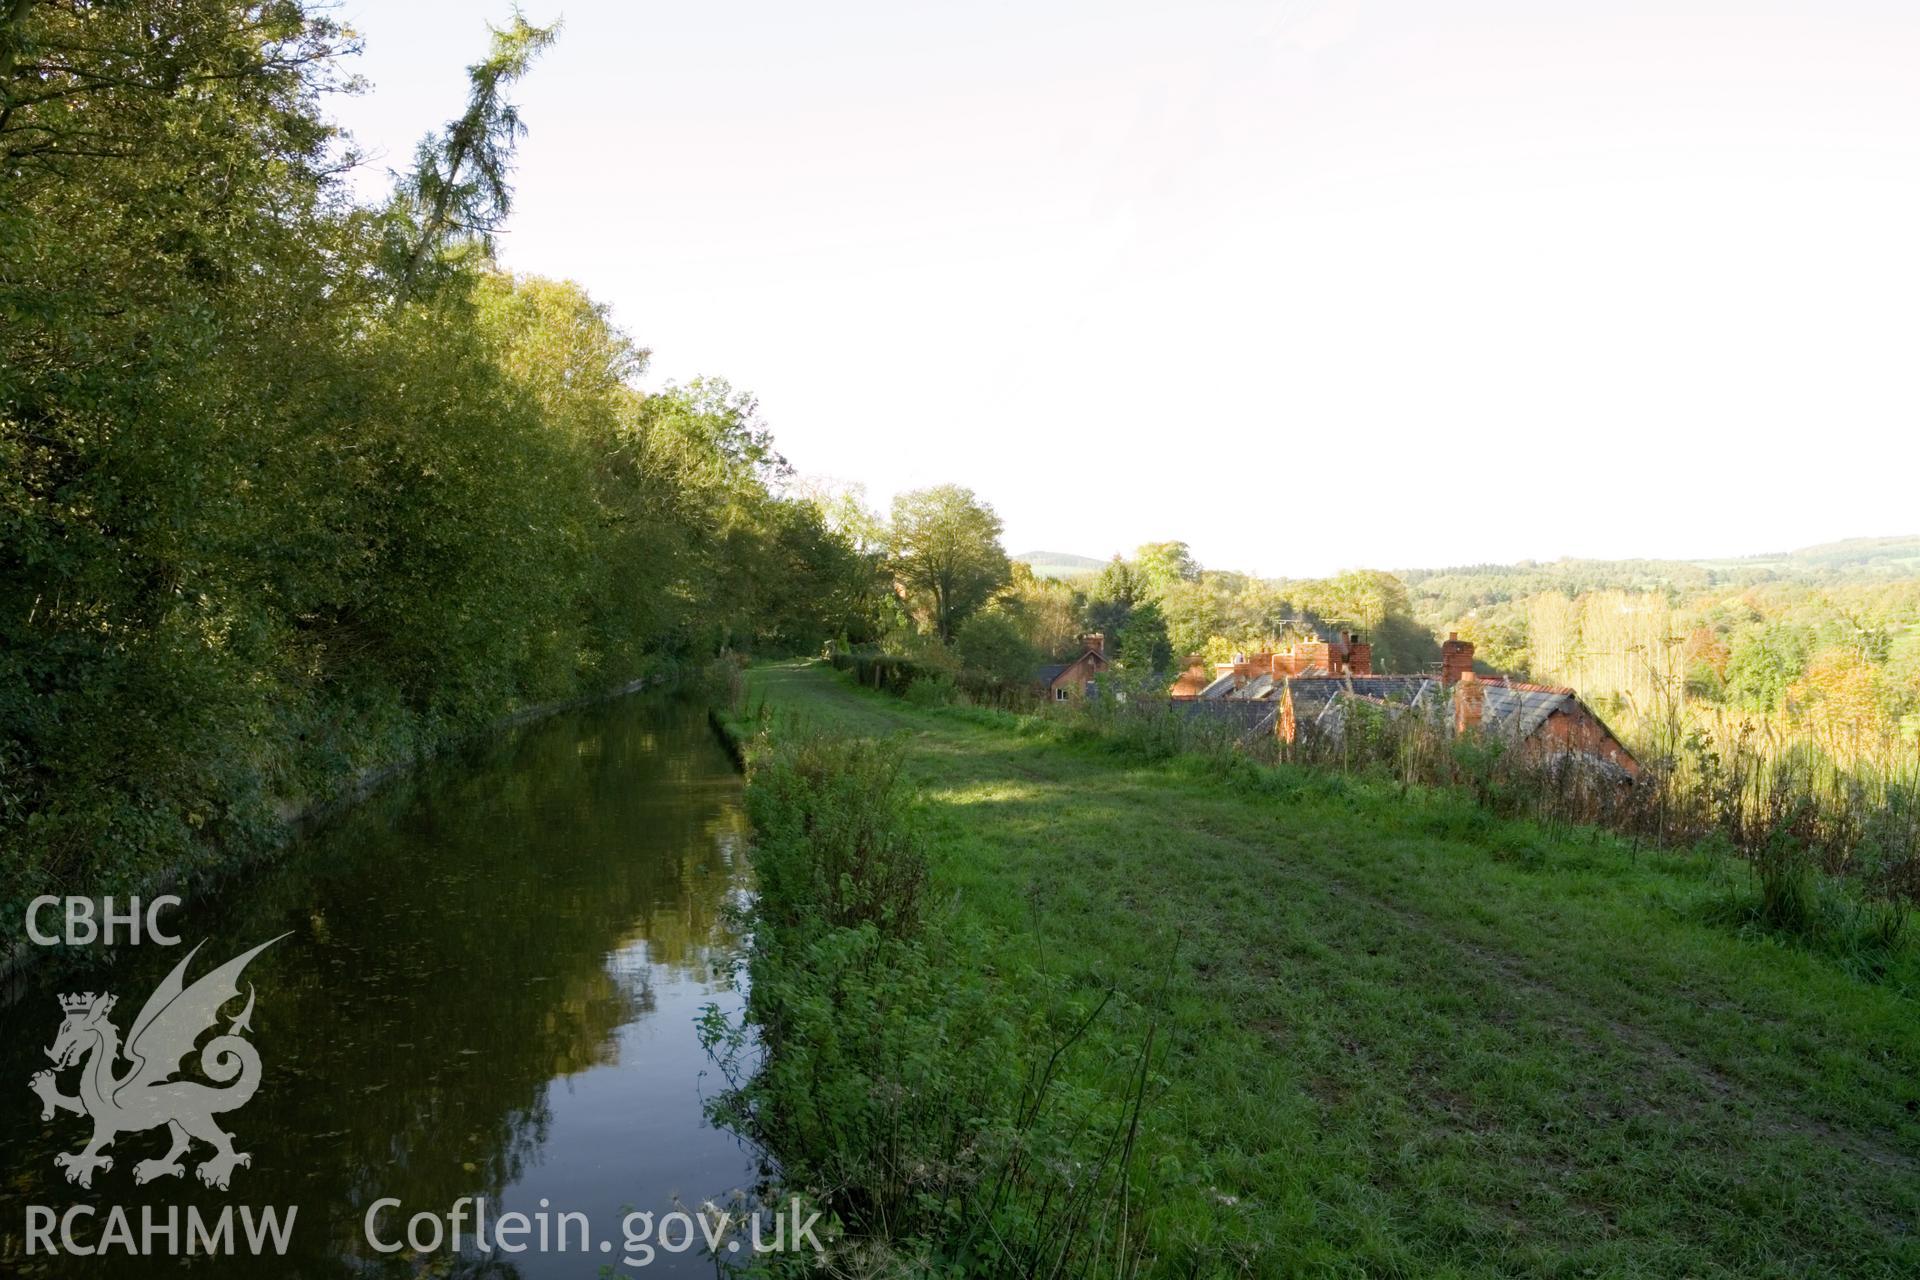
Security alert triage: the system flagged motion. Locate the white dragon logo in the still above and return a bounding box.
[28,935,286,1191]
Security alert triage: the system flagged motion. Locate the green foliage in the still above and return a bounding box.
[1727,623,1811,712]
[954,610,1037,685]
[999,562,1085,660]
[392,12,559,290]
[1115,599,1172,676]
[1287,568,1438,672]
[741,736,929,936]
[828,650,929,697]
[902,672,959,706]
[1085,555,1145,638]
[1695,829,1912,978]
[887,485,1011,642]
[1155,576,1229,658]
[0,4,878,923]
[1071,551,1435,678]
[828,648,1017,709]
[1131,540,1200,595]
[1406,553,1920,741]
[705,731,1153,1274]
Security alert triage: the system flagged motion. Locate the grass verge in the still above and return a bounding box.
[711,661,1918,1278]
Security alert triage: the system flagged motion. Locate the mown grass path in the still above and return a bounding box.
[746,662,1917,1278]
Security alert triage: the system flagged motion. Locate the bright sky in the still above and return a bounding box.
[328,0,1920,578]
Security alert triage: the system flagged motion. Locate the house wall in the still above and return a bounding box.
[1048,653,1106,700]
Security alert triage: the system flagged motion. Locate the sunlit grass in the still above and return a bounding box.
[739,661,1919,1278]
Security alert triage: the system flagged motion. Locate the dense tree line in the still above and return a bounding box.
[1405,557,1920,758]
[879,518,1444,696]
[893,519,1920,774]
[0,3,882,917]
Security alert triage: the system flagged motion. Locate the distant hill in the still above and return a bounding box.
[1400,535,1920,594]
[1012,550,1107,579]
[1396,535,1920,639]
[1021,537,1920,589]
[1702,535,1920,577]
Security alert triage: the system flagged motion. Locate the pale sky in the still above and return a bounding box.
[328,1,1920,578]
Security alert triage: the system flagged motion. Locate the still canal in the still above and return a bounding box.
[0,694,758,1278]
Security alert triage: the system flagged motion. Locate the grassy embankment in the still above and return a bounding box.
[721,660,1917,1277]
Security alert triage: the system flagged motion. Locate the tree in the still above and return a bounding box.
[1793,647,1886,757]
[1293,570,1435,672]
[888,486,1011,642]
[393,12,559,289]
[0,0,37,85]
[789,478,887,557]
[1116,601,1173,675]
[1201,634,1240,666]
[1726,624,1809,713]
[1157,577,1227,659]
[1683,626,1731,699]
[956,611,1037,685]
[0,5,885,922]
[1133,541,1201,596]
[1001,563,1085,659]
[1085,557,1144,640]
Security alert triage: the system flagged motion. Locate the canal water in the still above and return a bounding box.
[0,695,759,1278]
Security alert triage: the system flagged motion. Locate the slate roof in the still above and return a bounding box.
[1287,675,1436,728]
[1196,672,1239,699]
[1175,699,1281,739]
[1239,673,1280,700]
[1285,674,1597,745]
[1169,662,1637,772]
[1478,681,1580,739]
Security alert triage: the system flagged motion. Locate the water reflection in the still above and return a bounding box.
[0,696,754,1278]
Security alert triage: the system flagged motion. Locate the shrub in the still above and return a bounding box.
[705,732,1154,1275]
[744,735,928,937]
[830,646,1030,709]
[903,673,958,707]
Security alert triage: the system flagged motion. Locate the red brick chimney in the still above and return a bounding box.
[1084,633,1103,658]
[1440,632,1474,685]
[1345,633,1372,676]
[1453,670,1485,734]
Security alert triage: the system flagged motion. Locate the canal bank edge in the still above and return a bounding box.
[1,671,687,984]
